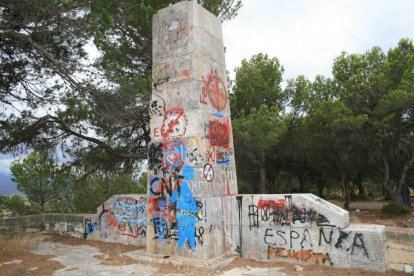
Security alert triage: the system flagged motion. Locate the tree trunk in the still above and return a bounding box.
[355,172,366,197]
[396,151,414,197]
[259,150,267,194]
[404,183,411,207]
[259,166,266,194]
[298,174,305,193]
[381,156,400,203]
[338,164,351,209]
[318,181,324,198]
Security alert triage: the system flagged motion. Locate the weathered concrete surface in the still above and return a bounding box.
[0,194,147,246]
[222,194,386,272]
[0,213,92,238]
[221,267,287,276]
[147,1,237,258]
[85,194,147,246]
[385,227,414,273]
[124,248,237,271]
[31,234,157,276]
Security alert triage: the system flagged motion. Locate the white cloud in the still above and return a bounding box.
[223,0,414,81]
[0,155,16,174]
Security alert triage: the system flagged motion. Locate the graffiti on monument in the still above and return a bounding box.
[248,195,330,228]
[200,70,227,111]
[235,196,371,266]
[95,197,147,240]
[161,108,188,140]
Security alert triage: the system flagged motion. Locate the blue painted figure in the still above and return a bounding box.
[168,166,197,250]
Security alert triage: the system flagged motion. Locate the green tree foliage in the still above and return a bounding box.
[10,151,61,212]
[73,170,145,213]
[232,53,284,118]
[232,39,414,205]
[9,150,145,213]
[0,0,242,175]
[231,53,286,193]
[233,105,286,193]
[0,195,33,216]
[332,39,414,204]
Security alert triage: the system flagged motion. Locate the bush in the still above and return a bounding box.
[0,195,34,216]
[382,202,412,216]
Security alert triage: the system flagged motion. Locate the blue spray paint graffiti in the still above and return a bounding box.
[163,140,187,168]
[168,166,197,250]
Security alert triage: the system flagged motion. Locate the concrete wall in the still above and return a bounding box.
[147,1,237,258]
[385,227,414,273]
[85,194,147,246]
[0,194,147,247]
[222,194,386,272]
[0,213,91,239]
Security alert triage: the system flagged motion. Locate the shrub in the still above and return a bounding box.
[382,202,412,216]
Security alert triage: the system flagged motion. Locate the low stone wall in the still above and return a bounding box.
[0,194,147,247]
[0,213,92,239]
[385,227,414,273]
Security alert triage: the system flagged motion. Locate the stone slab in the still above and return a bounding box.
[124,248,237,271]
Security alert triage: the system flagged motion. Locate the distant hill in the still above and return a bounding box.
[0,171,19,196]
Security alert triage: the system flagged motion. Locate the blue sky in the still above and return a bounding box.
[1,0,414,195]
[0,154,18,195]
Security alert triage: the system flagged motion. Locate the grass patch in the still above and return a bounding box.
[382,202,412,216]
[0,234,33,257]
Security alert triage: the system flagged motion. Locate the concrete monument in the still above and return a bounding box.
[147,1,237,258]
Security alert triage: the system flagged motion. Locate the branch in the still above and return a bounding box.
[26,36,85,93]
[49,116,146,160]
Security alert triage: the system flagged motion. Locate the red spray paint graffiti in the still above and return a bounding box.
[201,71,227,110]
[257,199,285,209]
[209,114,230,148]
[161,108,187,140]
[267,245,333,265]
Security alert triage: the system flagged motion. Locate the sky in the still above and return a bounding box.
[1,0,414,195]
[222,0,414,82]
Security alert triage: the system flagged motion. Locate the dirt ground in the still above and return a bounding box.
[0,208,412,275]
[356,208,413,227]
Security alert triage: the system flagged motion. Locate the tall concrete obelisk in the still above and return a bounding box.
[147,1,237,258]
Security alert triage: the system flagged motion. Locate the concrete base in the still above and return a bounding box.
[385,227,414,273]
[0,193,395,273]
[124,249,237,271]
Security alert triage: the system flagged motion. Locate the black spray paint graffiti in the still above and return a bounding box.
[187,147,203,166]
[195,226,204,245]
[264,227,370,259]
[149,96,166,117]
[249,196,330,229]
[154,76,171,89]
[334,230,369,258]
[248,196,259,230]
[203,164,214,182]
[264,228,313,249]
[236,195,243,257]
[148,142,164,174]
